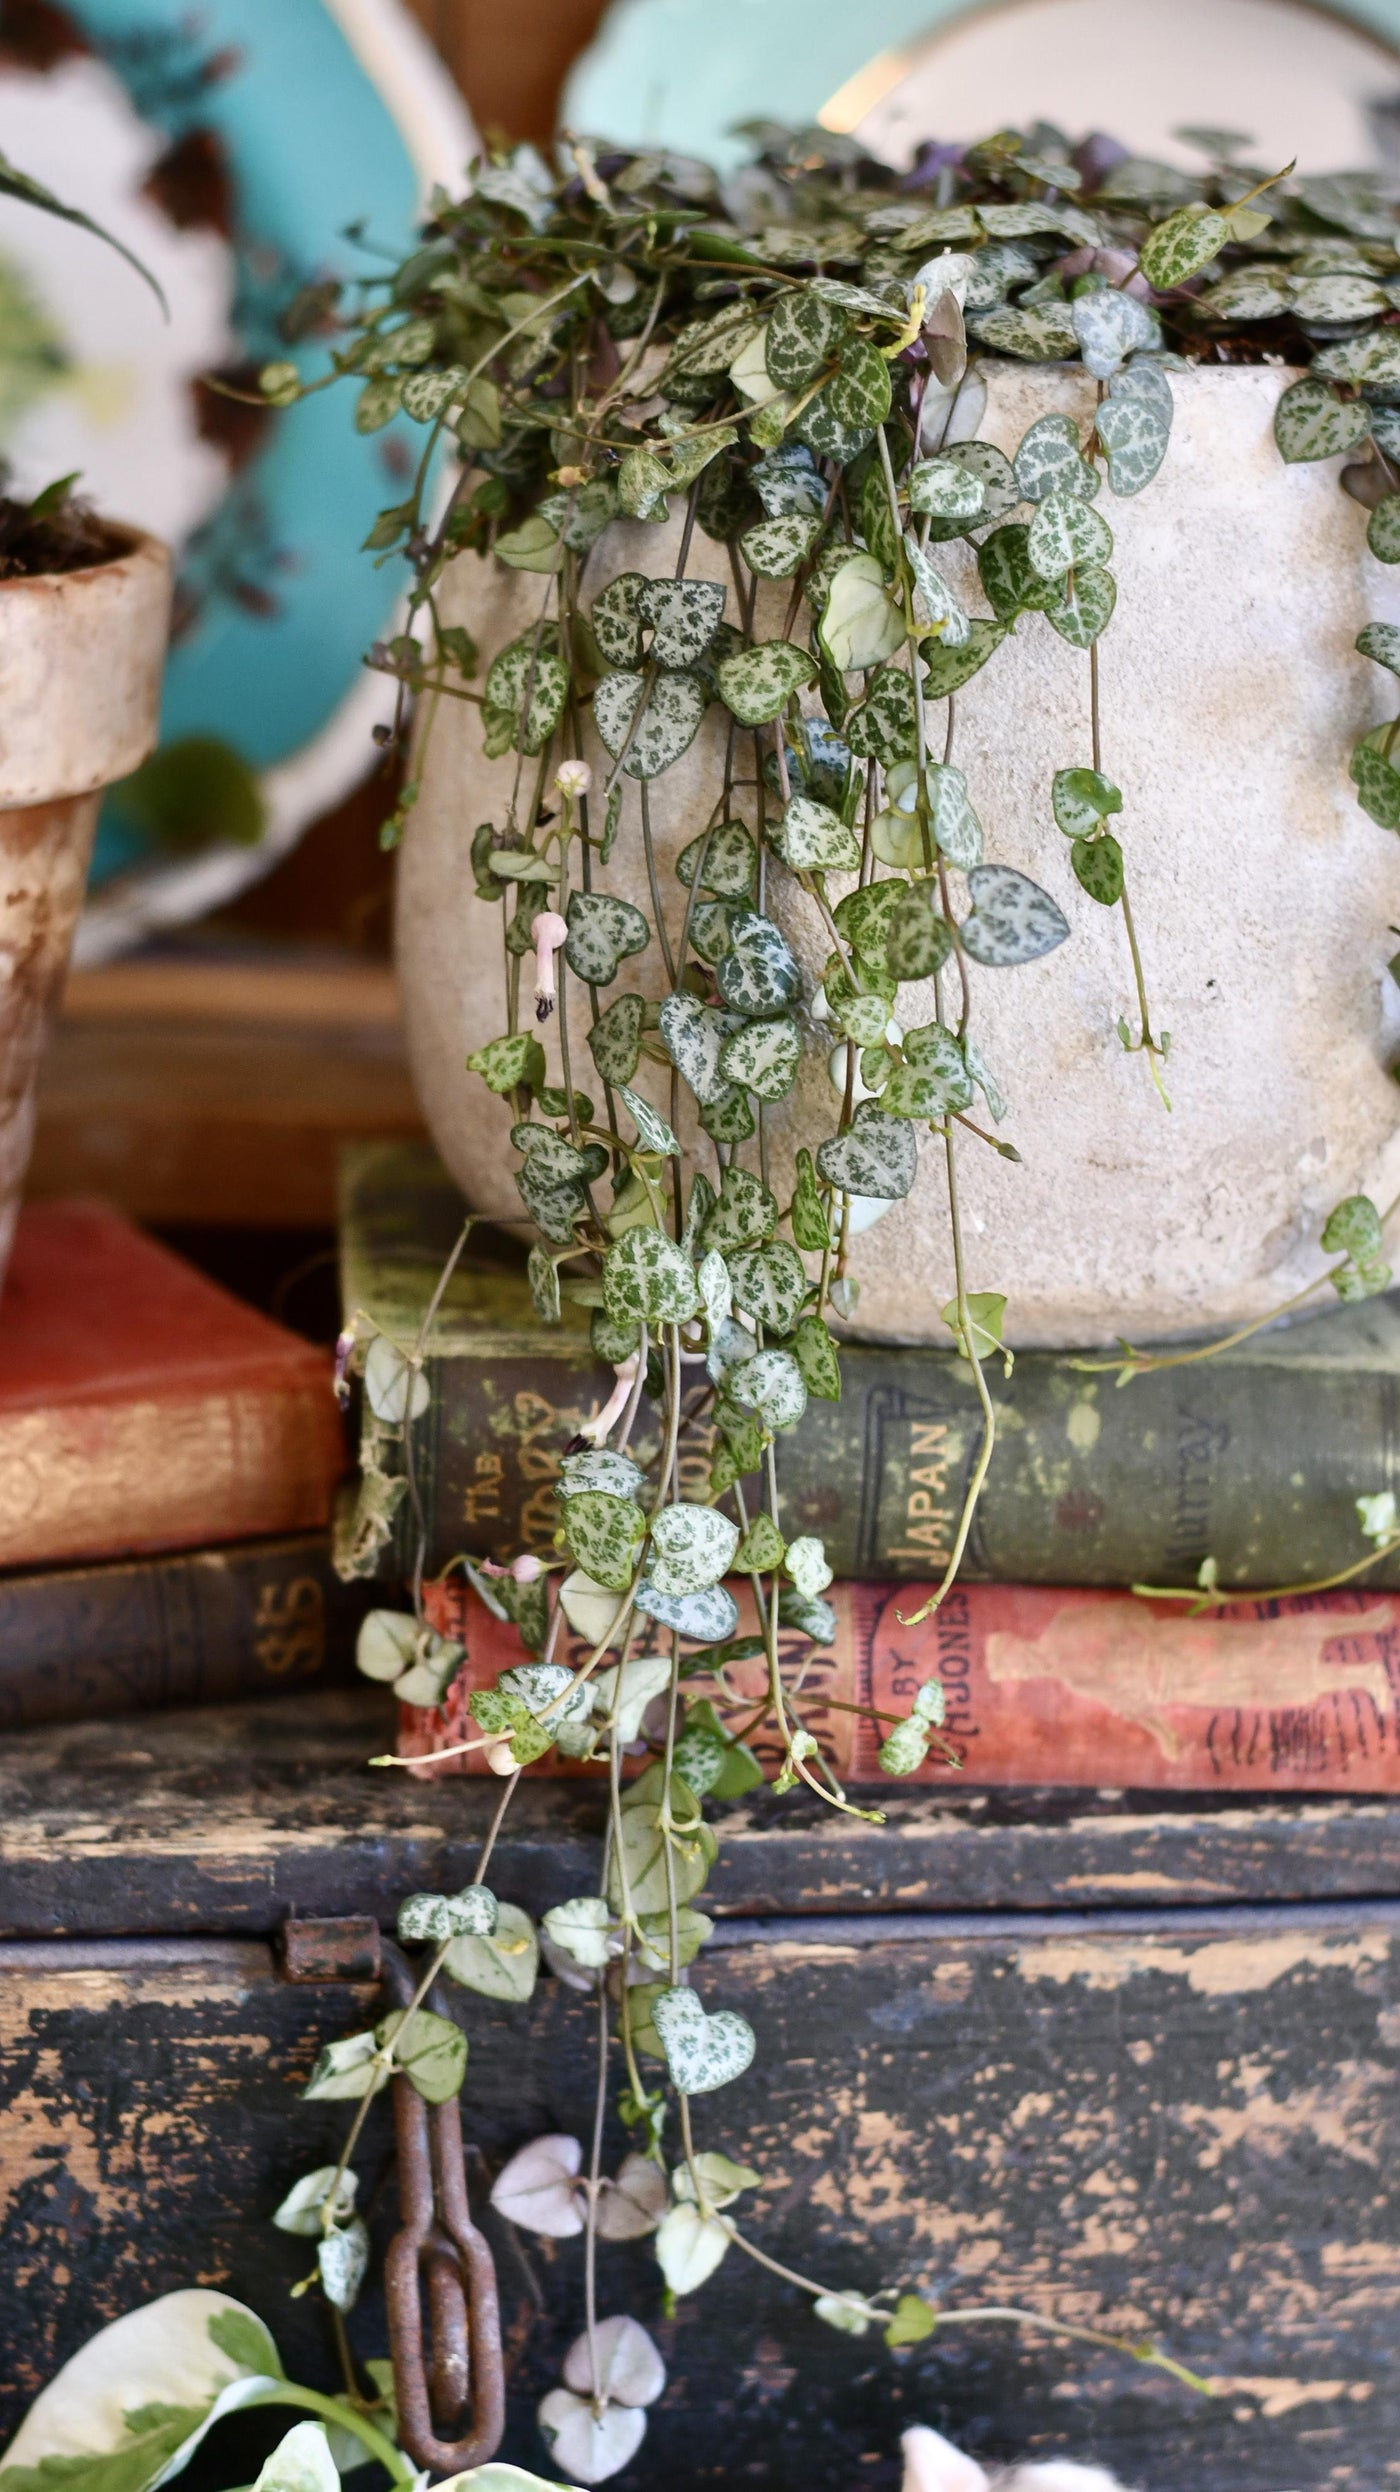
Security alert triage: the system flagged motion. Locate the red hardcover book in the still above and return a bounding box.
[400,1577,1400,1792]
[0,1200,346,1567]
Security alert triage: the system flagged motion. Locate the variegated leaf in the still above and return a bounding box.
[715,911,802,1017]
[633,1579,741,1642]
[1026,490,1114,581]
[751,441,827,517]
[565,890,650,984]
[1047,563,1117,645]
[1070,286,1158,378]
[765,286,849,388]
[676,817,758,896]
[927,761,984,869]
[717,1015,803,1100]
[659,990,742,1104]
[904,534,970,642]
[716,640,817,724]
[727,1239,808,1331]
[961,863,1071,965]
[1138,204,1229,288]
[1095,390,1171,495]
[651,1985,755,2094]
[593,669,706,778]
[967,301,1077,359]
[602,1227,701,1324]
[921,615,1008,696]
[482,634,570,755]
[1013,412,1097,504]
[620,1084,679,1155]
[698,1162,778,1253]
[772,794,861,873]
[639,577,725,666]
[587,990,645,1083]
[798,338,893,462]
[816,1100,918,1198]
[819,552,907,672]
[740,511,823,577]
[648,1501,740,1594]
[1273,377,1372,463]
[593,572,647,666]
[727,1345,809,1428]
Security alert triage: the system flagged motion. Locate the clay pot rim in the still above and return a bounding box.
[0,520,169,596]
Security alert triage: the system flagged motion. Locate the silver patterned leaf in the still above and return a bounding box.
[620,1084,680,1155]
[1273,377,1372,463]
[908,456,985,519]
[959,240,1037,309]
[1051,766,1122,836]
[482,634,569,755]
[961,864,1071,965]
[846,665,917,764]
[1026,490,1114,580]
[716,639,817,724]
[688,898,736,964]
[593,573,647,667]
[811,273,905,317]
[1070,287,1158,378]
[772,794,861,874]
[559,1446,647,1502]
[904,534,970,643]
[659,991,742,1104]
[966,301,1078,359]
[633,1578,740,1644]
[715,911,802,1017]
[563,1489,647,1592]
[593,669,706,779]
[1199,268,1291,319]
[660,299,764,402]
[1095,391,1171,495]
[798,338,893,462]
[751,442,826,517]
[651,1985,756,2094]
[1369,496,1400,562]
[727,1239,809,1331]
[1013,413,1096,504]
[1357,621,1400,676]
[401,363,467,422]
[1290,273,1390,322]
[676,817,758,897]
[528,1243,561,1324]
[648,1501,741,1594]
[1046,563,1117,646]
[588,990,645,1083]
[565,890,650,984]
[765,286,849,389]
[816,1100,918,1199]
[727,1345,809,1428]
[698,1163,778,1253]
[697,1246,732,1328]
[1309,331,1400,389]
[639,577,725,666]
[618,445,672,519]
[921,615,1008,697]
[717,1014,803,1100]
[740,511,823,578]
[602,1227,701,1324]
[1138,204,1229,289]
[927,762,984,869]
[886,1020,973,1116]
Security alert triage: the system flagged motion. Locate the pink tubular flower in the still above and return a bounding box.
[579,1353,640,1447]
[530,909,570,1022]
[481,1553,545,1585]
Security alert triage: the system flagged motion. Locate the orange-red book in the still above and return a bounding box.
[0,1199,346,1567]
[402,1577,1400,1792]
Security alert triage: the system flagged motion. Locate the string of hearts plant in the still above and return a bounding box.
[250,120,1400,2480]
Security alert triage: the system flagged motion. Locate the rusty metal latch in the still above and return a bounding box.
[281,1918,506,2472]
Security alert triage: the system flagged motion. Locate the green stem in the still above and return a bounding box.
[247,2385,415,2484]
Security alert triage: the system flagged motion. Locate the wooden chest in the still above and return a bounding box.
[3,1687,1399,2490]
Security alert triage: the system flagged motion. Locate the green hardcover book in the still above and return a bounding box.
[339,1140,1400,1592]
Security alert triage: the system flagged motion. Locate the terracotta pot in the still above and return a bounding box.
[396,365,1400,1347]
[0,525,171,1284]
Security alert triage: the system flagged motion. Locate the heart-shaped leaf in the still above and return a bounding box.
[639,576,726,666]
[726,1346,809,1429]
[1274,377,1371,464]
[592,572,647,666]
[538,2390,647,2485]
[618,445,672,519]
[1318,331,1400,390]
[698,1163,778,1252]
[779,1584,838,1642]
[1370,496,1400,563]
[398,1884,498,1944]
[633,1578,741,1642]
[363,1334,430,1425]
[648,1501,740,1594]
[1072,834,1125,903]
[1358,621,1400,676]
[727,1240,808,1331]
[619,1084,679,1156]
[960,863,1071,965]
[791,1312,842,1399]
[467,1028,547,1095]
[716,911,802,1017]
[921,614,1008,697]
[905,535,970,643]
[1027,490,1114,581]
[603,1227,701,1324]
[846,665,916,764]
[740,512,822,577]
[302,2030,389,2103]
[654,2200,731,2293]
[482,632,569,756]
[490,2131,584,2235]
[565,890,650,985]
[676,816,757,896]
[908,455,985,520]
[594,1651,674,1740]
[817,1100,918,1198]
[765,286,849,388]
[1356,736,1400,830]
[596,2153,670,2240]
[659,991,742,1104]
[1139,203,1229,289]
[527,1244,561,1324]
[751,441,826,516]
[375,2005,467,2103]
[651,1985,757,2093]
[772,794,861,874]
[1013,411,1094,504]
[1047,563,1117,646]
[593,669,706,779]
[355,1608,420,1684]
[587,990,645,1085]
[564,1489,647,1592]
[717,639,817,723]
[608,1769,718,1914]
[799,337,893,461]
[563,2314,666,2408]
[927,762,984,868]
[717,1015,803,1100]
[1095,388,1171,494]
[885,882,954,981]
[316,2227,369,2315]
[1052,767,1122,837]
[444,1900,540,2002]
[978,523,1062,620]
[885,1021,973,1117]
[1071,286,1158,377]
[273,2166,358,2237]
[541,1897,615,1972]
[969,301,1078,359]
[819,551,907,672]
[786,1533,833,1597]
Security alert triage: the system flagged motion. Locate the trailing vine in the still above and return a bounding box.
[250,119,1400,2477]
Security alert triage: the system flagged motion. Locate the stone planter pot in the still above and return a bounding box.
[0,526,171,1285]
[397,365,1400,1348]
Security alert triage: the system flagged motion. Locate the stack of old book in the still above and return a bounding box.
[0,1198,361,1729]
[341,1141,1400,1796]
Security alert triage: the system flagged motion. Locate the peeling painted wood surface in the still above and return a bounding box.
[8,1688,1400,1934]
[3,1911,1399,2488]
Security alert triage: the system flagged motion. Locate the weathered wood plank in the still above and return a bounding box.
[5,1690,1400,1934]
[2,1912,1398,2488]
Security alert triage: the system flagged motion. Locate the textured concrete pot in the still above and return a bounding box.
[397,365,1400,1347]
[0,526,172,1285]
